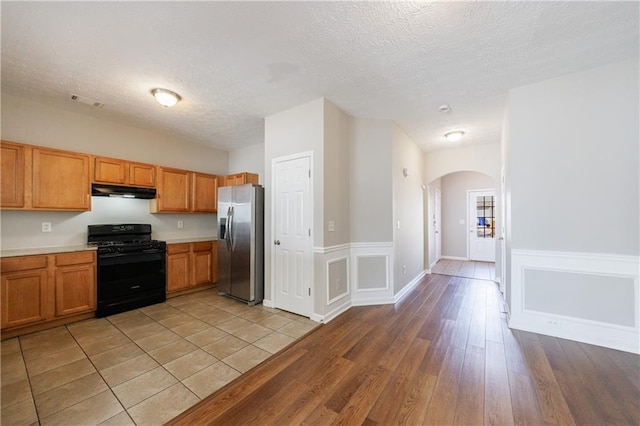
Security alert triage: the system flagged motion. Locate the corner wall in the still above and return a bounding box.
[506,59,640,353]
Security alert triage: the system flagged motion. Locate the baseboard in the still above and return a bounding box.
[510,249,639,354]
[310,313,324,323]
[321,299,352,324]
[262,299,274,308]
[394,270,427,303]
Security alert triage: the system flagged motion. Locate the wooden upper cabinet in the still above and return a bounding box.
[32,147,91,211]
[220,172,259,187]
[1,141,25,208]
[192,172,218,213]
[129,162,155,187]
[94,157,156,187]
[151,167,191,213]
[94,157,127,185]
[152,168,218,214]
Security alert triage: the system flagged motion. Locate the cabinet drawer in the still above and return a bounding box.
[56,251,95,266]
[167,243,190,255]
[1,256,48,273]
[192,242,213,252]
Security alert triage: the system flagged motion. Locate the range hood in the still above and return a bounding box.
[91,183,156,199]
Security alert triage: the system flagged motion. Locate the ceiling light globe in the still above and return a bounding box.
[151,88,181,107]
[444,130,464,142]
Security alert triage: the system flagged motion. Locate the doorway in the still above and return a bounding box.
[468,189,496,262]
[272,153,313,317]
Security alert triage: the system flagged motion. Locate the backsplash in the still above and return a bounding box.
[0,197,217,249]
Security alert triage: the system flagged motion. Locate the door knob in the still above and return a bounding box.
[274,240,281,245]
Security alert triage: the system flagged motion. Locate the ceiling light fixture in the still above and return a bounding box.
[444,130,464,142]
[151,88,182,107]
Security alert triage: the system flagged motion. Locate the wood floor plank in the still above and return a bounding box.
[508,370,546,426]
[484,340,514,425]
[273,355,354,425]
[423,345,465,425]
[367,337,430,424]
[453,345,485,425]
[514,332,576,426]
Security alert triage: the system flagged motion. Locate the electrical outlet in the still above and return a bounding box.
[547,319,562,328]
[328,221,335,232]
[42,222,52,233]
[177,221,184,229]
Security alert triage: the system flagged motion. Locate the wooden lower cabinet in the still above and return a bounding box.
[167,244,191,293]
[167,241,217,294]
[54,252,96,316]
[1,266,48,329]
[0,251,96,334]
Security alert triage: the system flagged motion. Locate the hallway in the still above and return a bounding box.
[431,259,495,281]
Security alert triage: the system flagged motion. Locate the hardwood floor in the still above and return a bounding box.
[167,274,640,425]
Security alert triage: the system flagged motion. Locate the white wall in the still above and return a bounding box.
[509,60,639,255]
[264,98,324,305]
[440,171,495,259]
[1,92,227,249]
[424,143,500,185]
[348,117,393,243]
[323,100,351,248]
[506,59,640,353]
[1,92,228,173]
[228,143,265,184]
[392,123,425,294]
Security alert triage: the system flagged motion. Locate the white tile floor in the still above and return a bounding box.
[1,289,319,425]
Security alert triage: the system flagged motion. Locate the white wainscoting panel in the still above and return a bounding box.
[510,249,640,354]
[351,242,394,305]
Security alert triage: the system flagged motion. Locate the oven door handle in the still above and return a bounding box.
[98,252,165,266]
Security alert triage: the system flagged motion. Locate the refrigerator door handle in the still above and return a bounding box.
[228,205,235,251]
[226,206,233,251]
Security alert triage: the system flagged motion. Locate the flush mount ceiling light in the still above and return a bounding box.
[151,88,182,107]
[444,130,465,142]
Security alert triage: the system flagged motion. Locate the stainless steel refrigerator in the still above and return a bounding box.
[217,184,264,305]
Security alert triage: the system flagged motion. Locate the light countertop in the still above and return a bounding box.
[163,236,217,244]
[0,245,98,258]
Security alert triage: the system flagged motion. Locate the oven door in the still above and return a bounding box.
[96,251,166,317]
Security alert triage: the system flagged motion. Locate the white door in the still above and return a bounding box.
[499,168,507,294]
[273,155,312,317]
[434,187,442,261]
[468,189,496,262]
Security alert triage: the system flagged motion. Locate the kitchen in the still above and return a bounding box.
[0,94,298,424]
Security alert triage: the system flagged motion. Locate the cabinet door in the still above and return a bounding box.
[94,157,127,185]
[155,167,190,212]
[167,244,191,293]
[192,242,213,286]
[192,173,217,213]
[129,162,156,187]
[32,148,90,210]
[1,269,48,329]
[55,264,96,316]
[1,142,25,208]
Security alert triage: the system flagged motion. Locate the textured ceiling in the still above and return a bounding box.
[1,2,638,152]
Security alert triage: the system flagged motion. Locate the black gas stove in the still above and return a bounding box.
[88,224,166,317]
